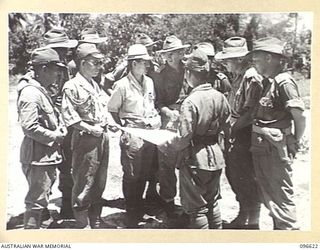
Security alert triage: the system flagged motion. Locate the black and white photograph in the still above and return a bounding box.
[4,9,316,248]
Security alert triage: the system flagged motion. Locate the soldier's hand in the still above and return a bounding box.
[287,142,299,159]
[169,109,179,121]
[90,124,104,137]
[54,130,65,145]
[108,124,120,133]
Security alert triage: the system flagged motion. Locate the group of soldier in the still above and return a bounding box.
[16,26,306,230]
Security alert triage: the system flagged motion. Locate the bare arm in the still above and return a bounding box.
[290,107,306,141]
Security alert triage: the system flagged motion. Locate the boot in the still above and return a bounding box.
[41,207,51,222]
[246,203,261,230]
[223,202,248,229]
[189,208,209,229]
[89,204,105,229]
[73,208,90,229]
[124,208,141,228]
[60,196,74,219]
[24,209,42,229]
[207,202,222,229]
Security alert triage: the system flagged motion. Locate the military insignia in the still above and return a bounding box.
[259,97,273,108]
[257,136,263,143]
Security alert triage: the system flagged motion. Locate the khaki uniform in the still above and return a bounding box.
[17,77,65,228]
[61,73,109,219]
[225,67,263,222]
[251,72,305,230]
[108,72,160,225]
[168,83,231,228]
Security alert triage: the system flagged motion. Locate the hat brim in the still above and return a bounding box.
[127,55,153,61]
[79,37,108,44]
[90,52,105,59]
[144,41,158,47]
[214,50,248,60]
[158,44,190,53]
[46,40,78,48]
[247,49,287,58]
[56,62,67,67]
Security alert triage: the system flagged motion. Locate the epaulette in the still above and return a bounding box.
[216,72,227,80]
[274,72,295,87]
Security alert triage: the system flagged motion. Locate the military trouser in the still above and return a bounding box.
[226,128,261,224]
[120,130,156,227]
[71,130,109,228]
[251,131,298,230]
[21,164,57,229]
[57,127,74,217]
[58,128,73,197]
[179,166,222,229]
[158,150,179,203]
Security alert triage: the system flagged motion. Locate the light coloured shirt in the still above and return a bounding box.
[61,73,109,127]
[108,72,159,125]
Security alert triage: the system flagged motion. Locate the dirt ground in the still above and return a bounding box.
[6,81,311,230]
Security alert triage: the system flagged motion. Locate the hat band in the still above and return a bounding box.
[127,53,149,60]
[223,46,248,54]
[45,36,69,44]
[81,34,101,40]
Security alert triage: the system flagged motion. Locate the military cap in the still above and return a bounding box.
[76,43,104,59]
[158,35,190,53]
[44,27,78,48]
[183,49,210,72]
[30,47,66,67]
[215,37,248,60]
[251,37,286,56]
[194,42,215,57]
[79,28,108,44]
[127,44,152,61]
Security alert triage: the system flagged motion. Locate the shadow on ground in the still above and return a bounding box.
[6,197,189,230]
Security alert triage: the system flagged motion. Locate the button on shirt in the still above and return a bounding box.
[107,72,159,125]
[61,73,109,127]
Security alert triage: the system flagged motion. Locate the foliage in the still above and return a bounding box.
[8,13,311,77]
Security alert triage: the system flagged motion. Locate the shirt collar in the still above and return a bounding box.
[76,72,100,94]
[127,71,147,93]
[189,83,212,95]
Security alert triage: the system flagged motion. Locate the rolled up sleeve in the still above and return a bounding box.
[107,83,123,114]
[279,81,305,111]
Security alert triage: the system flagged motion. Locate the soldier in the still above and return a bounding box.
[105,33,159,84]
[193,42,232,96]
[61,43,110,229]
[43,28,78,219]
[250,37,306,230]
[215,37,263,229]
[67,28,111,93]
[17,47,67,229]
[107,44,161,228]
[152,35,190,218]
[159,49,231,229]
